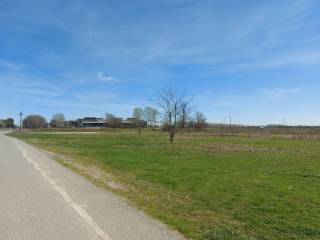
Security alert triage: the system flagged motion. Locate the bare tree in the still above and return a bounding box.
[193,111,207,129]
[179,101,193,128]
[144,107,159,129]
[23,115,47,129]
[106,113,122,128]
[151,108,159,130]
[133,107,144,136]
[157,88,192,142]
[50,113,66,128]
[144,107,153,126]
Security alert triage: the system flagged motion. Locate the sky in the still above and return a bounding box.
[1,0,320,125]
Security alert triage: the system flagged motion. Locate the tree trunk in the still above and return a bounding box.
[169,128,175,143]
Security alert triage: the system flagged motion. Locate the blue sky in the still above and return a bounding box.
[1,0,320,125]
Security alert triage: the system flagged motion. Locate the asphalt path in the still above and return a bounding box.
[0,131,184,240]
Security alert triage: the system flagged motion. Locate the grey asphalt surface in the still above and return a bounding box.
[0,131,185,240]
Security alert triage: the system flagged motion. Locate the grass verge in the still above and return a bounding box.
[10,130,320,240]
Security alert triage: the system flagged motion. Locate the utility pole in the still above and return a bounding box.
[229,115,232,128]
[19,111,23,132]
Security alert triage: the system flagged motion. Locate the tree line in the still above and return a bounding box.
[22,87,206,142]
[0,118,14,128]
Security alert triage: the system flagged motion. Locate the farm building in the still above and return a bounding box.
[76,117,106,128]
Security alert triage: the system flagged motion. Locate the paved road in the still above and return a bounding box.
[0,132,184,240]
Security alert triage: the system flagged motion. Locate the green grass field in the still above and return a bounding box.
[10,130,320,240]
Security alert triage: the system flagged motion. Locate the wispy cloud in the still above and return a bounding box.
[0,60,22,71]
[212,101,238,108]
[47,99,136,116]
[0,71,66,99]
[1,0,320,124]
[16,88,61,97]
[221,50,320,72]
[261,87,303,100]
[97,71,115,82]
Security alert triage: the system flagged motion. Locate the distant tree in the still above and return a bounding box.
[105,113,122,128]
[1,118,14,128]
[144,107,153,126]
[133,107,144,136]
[50,113,66,128]
[23,115,47,129]
[0,118,14,128]
[157,87,193,142]
[178,101,193,128]
[6,118,14,128]
[150,108,159,129]
[144,107,159,129]
[193,111,207,129]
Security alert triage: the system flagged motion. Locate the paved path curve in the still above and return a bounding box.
[0,131,185,240]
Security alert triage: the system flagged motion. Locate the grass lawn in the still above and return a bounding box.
[10,130,320,240]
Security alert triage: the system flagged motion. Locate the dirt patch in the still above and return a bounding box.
[31,132,102,135]
[46,151,130,192]
[68,161,129,191]
[112,144,129,148]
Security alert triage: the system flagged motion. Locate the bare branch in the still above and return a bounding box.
[156,87,193,142]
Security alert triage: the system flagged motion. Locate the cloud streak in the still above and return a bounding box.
[1,0,320,124]
[261,87,303,100]
[97,72,115,82]
[0,59,22,71]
